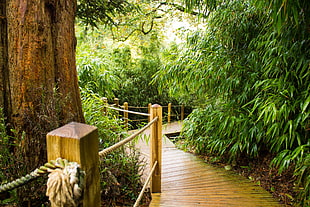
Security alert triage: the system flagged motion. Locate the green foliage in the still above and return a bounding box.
[76,0,136,27]
[183,0,218,14]
[81,89,148,206]
[0,108,50,206]
[271,144,310,207]
[76,30,120,98]
[254,0,309,33]
[111,34,175,107]
[155,1,268,105]
[157,0,309,204]
[0,108,17,205]
[76,27,176,106]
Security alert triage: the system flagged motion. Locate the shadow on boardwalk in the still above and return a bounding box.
[135,121,283,207]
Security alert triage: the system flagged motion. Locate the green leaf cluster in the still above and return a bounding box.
[76,0,136,27]
[81,89,148,206]
[76,31,120,98]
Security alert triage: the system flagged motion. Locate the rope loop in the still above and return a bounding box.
[0,158,85,207]
[46,158,85,207]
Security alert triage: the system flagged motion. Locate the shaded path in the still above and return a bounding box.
[135,121,282,207]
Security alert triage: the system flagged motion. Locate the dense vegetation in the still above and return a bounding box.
[76,28,175,107]
[81,91,149,206]
[154,0,309,205]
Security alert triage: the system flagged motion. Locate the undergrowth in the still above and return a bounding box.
[81,89,149,206]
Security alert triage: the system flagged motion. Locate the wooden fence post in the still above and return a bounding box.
[46,122,100,207]
[114,98,120,118]
[148,103,152,122]
[181,104,184,121]
[124,102,128,130]
[167,103,171,123]
[114,98,119,107]
[150,104,162,193]
[102,97,108,115]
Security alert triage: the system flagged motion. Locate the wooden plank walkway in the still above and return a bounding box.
[135,121,283,207]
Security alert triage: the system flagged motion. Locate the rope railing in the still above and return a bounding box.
[133,161,158,207]
[0,158,84,206]
[130,118,149,122]
[128,106,149,109]
[0,104,162,206]
[106,105,150,117]
[0,117,157,205]
[99,116,158,157]
[45,104,161,205]
[103,98,186,131]
[0,167,43,193]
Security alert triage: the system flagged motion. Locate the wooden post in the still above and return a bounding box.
[114,98,119,107]
[46,122,100,207]
[148,103,152,122]
[124,102,128,130]
[150,104,162,193]
[167,103,171,123]
[102,97,108,115]
[114,98,120,118]
[181,104,184,121]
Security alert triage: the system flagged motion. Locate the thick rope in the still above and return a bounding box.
[107,106,150,117]
[0,158,84,207]
[133,161,158,207]
[0,159,62,193]
[46,158,85,207]
[99,116,158,157]
[0,168,41,193]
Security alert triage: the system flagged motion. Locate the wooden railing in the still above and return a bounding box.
[102,97,185,129]
[45,104,163,206]
[1,99,183,206]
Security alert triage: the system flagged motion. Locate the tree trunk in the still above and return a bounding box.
[0,1,8,113]
[1,0,84,205]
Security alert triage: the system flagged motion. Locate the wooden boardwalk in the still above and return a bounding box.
[135,121,283,207]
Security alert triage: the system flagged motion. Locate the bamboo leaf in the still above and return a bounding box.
[301,96,310,114]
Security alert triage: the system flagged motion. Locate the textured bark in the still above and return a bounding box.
[0,1,8,112]
[7,0,84,128]
[2,0,84,205]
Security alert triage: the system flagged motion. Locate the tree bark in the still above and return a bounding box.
[1,0,84,205]
[0,1,8,113]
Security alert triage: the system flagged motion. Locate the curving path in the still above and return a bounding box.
[135,121,283,207]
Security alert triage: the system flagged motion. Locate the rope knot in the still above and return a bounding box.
[46,158,85,207]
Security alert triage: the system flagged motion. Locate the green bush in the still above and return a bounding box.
[81,89,148,206]
[0,108,18,205]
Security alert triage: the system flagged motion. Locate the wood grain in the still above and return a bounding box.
[135,121,283,207]
[47,122,100,207]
